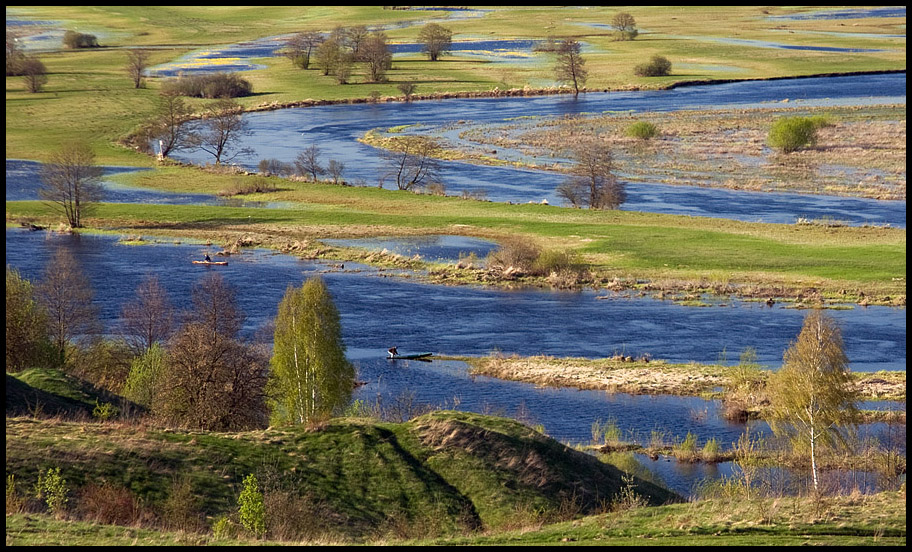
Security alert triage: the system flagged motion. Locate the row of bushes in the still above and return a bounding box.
[160,72,253,99]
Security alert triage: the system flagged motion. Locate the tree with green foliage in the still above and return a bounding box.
[269,277,354,425]
[634,55,672,77]
[6,267,51,372]
[554,39,587,96]
[766,310,859,493]
[123,343,167,407]
[417,23,453,61]
[238,474,266,539]
[612,12,638,41]
[38,141,104,228]
[767,116,820,153]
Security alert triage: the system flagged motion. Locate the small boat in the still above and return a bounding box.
[388,352,433,360]
[192,260,228,265]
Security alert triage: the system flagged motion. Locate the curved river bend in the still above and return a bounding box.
[171,73,906,227]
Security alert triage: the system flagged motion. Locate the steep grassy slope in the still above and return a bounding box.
[5,412,679,542]
[6,367,135,419]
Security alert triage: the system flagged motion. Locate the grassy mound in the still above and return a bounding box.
[5,411,679,542]
[6,367,133,419]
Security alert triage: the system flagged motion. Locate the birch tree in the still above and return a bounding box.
[766,309,859,493]
[269,277,353,425]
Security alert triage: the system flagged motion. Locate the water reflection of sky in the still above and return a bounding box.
[671,35,889,53]
[766,7,906,21]
[5,159,290,209]
[167,73,906,227]
[322,235,497,264]
[5,228,905,495]
[6,229,906,375]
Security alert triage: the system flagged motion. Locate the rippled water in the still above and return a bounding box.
[169,73,907,226]
[5,228,904,493]
[6,228,905,374]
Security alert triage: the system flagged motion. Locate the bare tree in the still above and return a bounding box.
[294,144,324,181]
[361,31,392,83]
[381,136,442,191]
[39,142,104,228]
[184,273,243,340]
[120,274,175,355]
[158,322,269,430]
[155,273,269,430]
[283,31,324,69]
[554,39,587,96]
[417,23,453,61]
[397,80,417,101]
[6,28,27,75]
[20,56,48,93]
[152,92,196,158]
[612,12,638,41]
[193,99,252,165]
[36,248,100,363]
[314,37,343,76]
[344,25,370,60]
[327,159,344,184]
[125,49,150,89]
[558,139,625,209]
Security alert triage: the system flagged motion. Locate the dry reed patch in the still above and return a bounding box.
[470,355,725,396]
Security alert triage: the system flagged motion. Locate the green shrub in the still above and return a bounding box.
[238,474,266,539]
[123,343,166,408]
[62,30,99,49]
[212,515,238,540]
[767,116,819,153]
[7,474,25,514]
[34,467,68,516]
[673,432,699,462]
[92,400,119,421]
[701,438,722,462]
[625,121,658,140]
[634,55,671,77]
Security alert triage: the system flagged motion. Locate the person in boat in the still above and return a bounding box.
[387,346,399,358]
[204,253,212,262]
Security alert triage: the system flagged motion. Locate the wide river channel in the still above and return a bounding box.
[170,72,906,227]
[6,73,905,497]
[4,227,905,496]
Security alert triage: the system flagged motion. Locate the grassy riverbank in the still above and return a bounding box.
[6,6,906,164]
[7,167,906,305]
